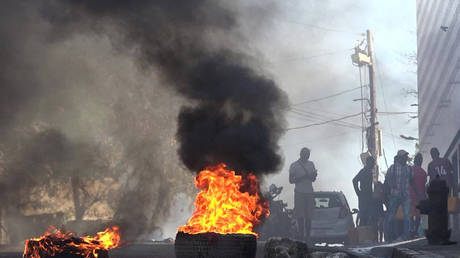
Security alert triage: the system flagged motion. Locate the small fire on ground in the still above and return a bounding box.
[23,226,121,258]
[178,163,269,236]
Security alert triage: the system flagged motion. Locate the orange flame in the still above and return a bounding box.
[23,226,120,258]
[178,163,269,236]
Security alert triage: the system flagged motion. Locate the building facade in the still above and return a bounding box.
[416,0,460,189]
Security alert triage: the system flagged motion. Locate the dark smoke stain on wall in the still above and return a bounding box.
[42,0,288,175]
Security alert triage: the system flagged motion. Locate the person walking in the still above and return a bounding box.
[410,153,427,237]
[383,150,418,241]
[353,156,375,226]
[289,147,317,243]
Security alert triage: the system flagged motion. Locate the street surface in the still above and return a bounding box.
[0,241,358,258]
[4,235,460,258]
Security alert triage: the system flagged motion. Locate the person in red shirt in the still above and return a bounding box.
[410,153,427,237]
[428,147,454,191]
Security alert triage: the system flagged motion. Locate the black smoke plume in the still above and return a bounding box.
[0,0,287,241]
[42,0,288,174]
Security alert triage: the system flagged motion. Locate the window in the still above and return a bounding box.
[313,194,342,208]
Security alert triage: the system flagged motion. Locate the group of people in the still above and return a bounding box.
[287,146,454,244]
[353,147,454,242]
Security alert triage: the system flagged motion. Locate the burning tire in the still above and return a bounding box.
[175,232,257,258]
[23,226,120,258]
[23,248,108,258]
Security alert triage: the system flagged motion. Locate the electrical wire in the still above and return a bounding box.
[382,148,389,170]
[378,112,418,115]
[359,65,365,152]
[292,86,363,106]
[363,67,370,123]
[306,106,347,117]
[287,112,363,130]
[289,108,362,129]
[375,55,397,150]
[275,49,352,63]
[291,107,362,127]
[284,130,358,148]
[274,18,360,35]
[256,3,360,36]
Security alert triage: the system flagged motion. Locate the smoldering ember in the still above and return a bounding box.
[0,1,458,258]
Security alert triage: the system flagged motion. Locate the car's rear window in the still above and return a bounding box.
[313,194,342,208]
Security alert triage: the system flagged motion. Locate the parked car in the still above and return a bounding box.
[310,191,356,244]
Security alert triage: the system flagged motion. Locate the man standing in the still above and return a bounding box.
[410,153,427,237]
[353,156,375,226]
[383,150,417,241]
[428,147,454,191]
[289,147,317,242]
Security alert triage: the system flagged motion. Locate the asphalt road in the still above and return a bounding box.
[0,241,367,258]
[0,242,267,258]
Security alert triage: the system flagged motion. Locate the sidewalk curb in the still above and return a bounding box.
[392,247,444,258]
[310,246,373,258]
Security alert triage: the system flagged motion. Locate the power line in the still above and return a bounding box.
[287,113,361,132]
[287,112,363,130]
[275,49,352,63]
[378,111,417,115]
[256,3,359,36]
[375,55,397,150]
[291,107,362,128]
[293,104,355,118]
[274,18,360,35]
[382,148,389,170]
[290,106,366,130]
[289,109,362,130]
[284,130,358,148]
[292,86,363,106]
[359,65,365,152]
[306,106,346,117]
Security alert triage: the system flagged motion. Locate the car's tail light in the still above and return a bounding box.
[338,205,349,218]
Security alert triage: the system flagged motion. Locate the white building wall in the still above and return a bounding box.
[416,0,460,157]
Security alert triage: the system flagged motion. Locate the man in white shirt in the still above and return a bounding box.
[289,147,317,242]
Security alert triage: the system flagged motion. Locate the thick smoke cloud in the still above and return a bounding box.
[41,0,288,174]
[0,0,191,241]
[0,0,286,242]
[0,1,44,129]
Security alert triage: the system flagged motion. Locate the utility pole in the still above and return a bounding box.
[367,29,379,182]
[351,29,380,182]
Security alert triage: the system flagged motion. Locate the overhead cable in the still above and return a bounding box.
[292,86,363,106]
[287,112,363,130]
[378,112,418,115]
[277,49,352,63]
[290,108,362,129]
[274,19,360,35]
[375,55,397,150]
